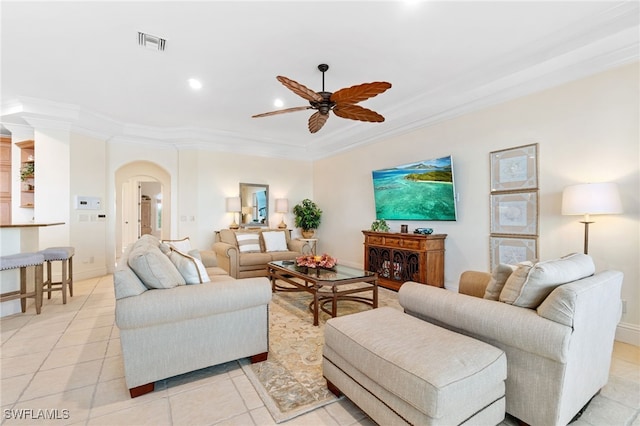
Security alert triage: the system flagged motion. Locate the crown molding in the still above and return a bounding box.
[1,0,637,163]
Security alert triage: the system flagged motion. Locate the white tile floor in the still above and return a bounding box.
[1,275,638,425]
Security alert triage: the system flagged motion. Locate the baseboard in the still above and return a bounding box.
[74,267,108,281]
[615,322,640,346]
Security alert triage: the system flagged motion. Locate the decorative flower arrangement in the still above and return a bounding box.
[296,253,337,269]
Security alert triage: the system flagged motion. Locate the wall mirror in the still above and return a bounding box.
[239,183,269,227]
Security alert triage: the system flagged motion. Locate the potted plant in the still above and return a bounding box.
[293,199,322,238]
[20,162,34,182]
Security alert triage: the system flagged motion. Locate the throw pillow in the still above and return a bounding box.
[162,237,192,253]
[262,231,288,252]
[128,244,186,289]
[483,263,517,300]
[236,232,261,253]
[499,253,595,309]
[168,249,211,284]
[113,268,148,299]
[536,285,577,327]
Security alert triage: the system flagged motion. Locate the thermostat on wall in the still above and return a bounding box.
[75,196,101,210]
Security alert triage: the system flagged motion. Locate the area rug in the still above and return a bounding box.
[241,284,402,423]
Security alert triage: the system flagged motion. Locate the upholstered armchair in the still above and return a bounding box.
[398,254,623,426]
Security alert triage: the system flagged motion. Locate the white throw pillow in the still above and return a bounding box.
[500,253,595,308]
[236,232,261,253]
[262,231,288,252]
[162,237,192,253]
[168,249,211,284]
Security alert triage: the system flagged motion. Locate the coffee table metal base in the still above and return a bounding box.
[268,263,378,326]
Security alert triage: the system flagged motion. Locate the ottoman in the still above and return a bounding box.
[323,307,506,425]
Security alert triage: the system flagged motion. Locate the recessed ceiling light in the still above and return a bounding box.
[274,98,284,108]
[188,79,202,90]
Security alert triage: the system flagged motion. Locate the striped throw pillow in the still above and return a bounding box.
[236,233,261,253]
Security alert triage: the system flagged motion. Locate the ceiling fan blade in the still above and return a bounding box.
[308,111,329,133]
[252,106,312,118]
[277,76,323,102]
[330,81,392,104]
[333,104,385,123]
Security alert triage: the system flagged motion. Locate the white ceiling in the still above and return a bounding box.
[1,1,638,160]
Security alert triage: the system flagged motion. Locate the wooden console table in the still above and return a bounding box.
[362,231,446,291]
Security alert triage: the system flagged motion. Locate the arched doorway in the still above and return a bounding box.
[115,161,171,256]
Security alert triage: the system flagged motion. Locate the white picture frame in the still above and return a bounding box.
[490,191,539,236]
[490,143,538,192]
[490,236,538,271]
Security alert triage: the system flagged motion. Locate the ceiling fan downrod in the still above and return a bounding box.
[316,64,334,115]
[318,63,329,91]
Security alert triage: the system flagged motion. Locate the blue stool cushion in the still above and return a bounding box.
[0,253,45,270]
[41,247,75,261]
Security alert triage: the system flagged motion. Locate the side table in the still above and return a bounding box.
[298,238,318,255]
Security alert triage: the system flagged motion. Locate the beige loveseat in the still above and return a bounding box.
[113,235,272,397]
[398,253,623,426]
[213,228,310,278]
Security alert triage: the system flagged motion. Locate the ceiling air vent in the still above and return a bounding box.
[138,32,166,51]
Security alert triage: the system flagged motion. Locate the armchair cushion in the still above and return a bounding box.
[500,253,595,308]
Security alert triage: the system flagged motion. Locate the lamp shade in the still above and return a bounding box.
[225,197,241,213]
[561,183,623,216]
[275,198,289,213]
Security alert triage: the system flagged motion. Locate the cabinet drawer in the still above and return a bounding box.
[383,237,402,247]
[400,239,422,250]
[368,235,384,245]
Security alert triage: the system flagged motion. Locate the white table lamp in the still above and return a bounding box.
[275,198,288,229]
[561,182,623,254]
[226,197,241,229]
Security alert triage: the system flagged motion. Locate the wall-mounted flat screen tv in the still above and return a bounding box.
[372,155,457,221]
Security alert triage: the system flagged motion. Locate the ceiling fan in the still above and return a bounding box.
[252,64,392,134]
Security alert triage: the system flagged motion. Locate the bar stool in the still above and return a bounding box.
[0,252,44,314]
[41,247,74,304]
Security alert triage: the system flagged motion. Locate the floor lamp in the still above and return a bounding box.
[561,182,623,254]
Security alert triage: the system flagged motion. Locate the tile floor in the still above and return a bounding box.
[1,275,638,425]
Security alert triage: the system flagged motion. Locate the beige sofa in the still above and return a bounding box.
[213,228,310,278]
[113,235,272,397]
[398,253,623,426]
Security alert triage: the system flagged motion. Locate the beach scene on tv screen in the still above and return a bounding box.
[372,155,457,221]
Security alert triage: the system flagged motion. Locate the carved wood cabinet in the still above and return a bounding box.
[362,231,446,291]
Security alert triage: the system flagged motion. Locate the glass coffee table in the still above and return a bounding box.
[267,260,378,326]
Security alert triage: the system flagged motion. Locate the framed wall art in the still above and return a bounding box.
[490,143,538,192]
[490,191,539,236]
[490,236,538,271]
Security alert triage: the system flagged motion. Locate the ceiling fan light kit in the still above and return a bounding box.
[252,64,391,133]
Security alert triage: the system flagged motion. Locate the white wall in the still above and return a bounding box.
[105,142,314,268]
[69,132,107,279]
[313,62,639,344]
